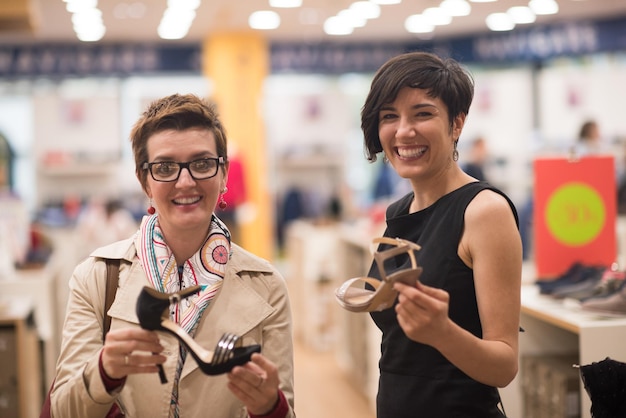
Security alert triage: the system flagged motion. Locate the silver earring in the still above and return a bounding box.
[453,140,459,162]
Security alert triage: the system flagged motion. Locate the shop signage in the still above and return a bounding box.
[270,16,626,73]
[0,16,624,77]
[0,44,201,78]
[533,156,617,277]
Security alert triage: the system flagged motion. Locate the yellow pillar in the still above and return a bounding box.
[202,32,273,261]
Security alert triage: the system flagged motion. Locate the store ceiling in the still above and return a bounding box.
[1,0,625,45]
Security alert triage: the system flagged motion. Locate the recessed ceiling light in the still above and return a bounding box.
[486,12,515,31]
[249,10,281,30]
[423,7,453,26]
[349,1,381,20]
[405,14,434,34]
[529,0,559,15]
[324,16,354,35]
[507,6,536,24]
[440,0,471,17]
[338,9,367,28]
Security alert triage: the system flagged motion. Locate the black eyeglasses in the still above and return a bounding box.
[143,157,225,182]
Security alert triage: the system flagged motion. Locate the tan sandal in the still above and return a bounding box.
[335,237,422,312]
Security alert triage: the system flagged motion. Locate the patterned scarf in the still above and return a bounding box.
[135,213,231,334]
[135,213,231,418]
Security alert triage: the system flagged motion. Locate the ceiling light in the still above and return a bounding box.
[72,10,105,42]
[158,0,200,40]
[349,1,381,20]
[423,7,452,26]
[529,0,559,15]
[158,9,196,39]
[323,16,354,35]
[338,9,367,28]
[486,12,515,31]
[405,14,434,34]
[440,0,471,17]
[507,6,536,24]
[75,25,106,42]
[249,10,281,30]
[269,0,303,7]
[65,0,105,42]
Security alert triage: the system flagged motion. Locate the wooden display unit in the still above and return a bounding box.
[0,299,42,418]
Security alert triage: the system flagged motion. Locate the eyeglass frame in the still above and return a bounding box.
[142,156,225,182]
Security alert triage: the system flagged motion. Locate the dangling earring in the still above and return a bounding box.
[147,199,156,215]
[218,187,228,210]
[452,139,459,162]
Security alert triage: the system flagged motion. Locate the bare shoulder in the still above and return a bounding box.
[465,188,515,224]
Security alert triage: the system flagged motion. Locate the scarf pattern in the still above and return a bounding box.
[135,214,231,334]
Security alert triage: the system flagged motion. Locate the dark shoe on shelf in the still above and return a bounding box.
[577,266,626,302]
[536,263,605,295]
[580,280,626,316]
[550,271,603,299]
[335,237,422,312]
[136,286,261,376]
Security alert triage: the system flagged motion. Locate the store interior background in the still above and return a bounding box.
[1,1,626,417]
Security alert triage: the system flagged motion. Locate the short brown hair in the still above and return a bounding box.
[130,93,228,191]
[361,51,474,162]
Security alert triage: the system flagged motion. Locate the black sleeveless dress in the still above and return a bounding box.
[370,182,518,418]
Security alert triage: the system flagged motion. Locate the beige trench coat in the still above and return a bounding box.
[50,236,296,418]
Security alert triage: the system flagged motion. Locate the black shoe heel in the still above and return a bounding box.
[136,286,261,378]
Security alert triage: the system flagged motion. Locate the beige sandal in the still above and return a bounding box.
[335,237,423,312]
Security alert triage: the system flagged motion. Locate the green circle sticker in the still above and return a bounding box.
[545,182,605,246]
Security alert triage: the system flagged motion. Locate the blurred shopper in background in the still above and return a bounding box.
[462,136,489,182]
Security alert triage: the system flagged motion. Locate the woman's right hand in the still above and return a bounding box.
[101,328,166,380]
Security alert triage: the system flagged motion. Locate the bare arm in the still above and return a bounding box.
[394,190,522,387]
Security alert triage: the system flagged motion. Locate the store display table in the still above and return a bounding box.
[516,284,626,418]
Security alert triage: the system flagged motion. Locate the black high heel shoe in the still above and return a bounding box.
[136,285,261,377]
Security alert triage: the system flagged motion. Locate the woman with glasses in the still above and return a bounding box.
[49,94,295,418]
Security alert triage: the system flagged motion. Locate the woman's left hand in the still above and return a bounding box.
[394,280,452,347]
[227,353,280,415]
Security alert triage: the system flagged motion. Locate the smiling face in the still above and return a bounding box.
[378,87,465,182]
[144,127,227,239]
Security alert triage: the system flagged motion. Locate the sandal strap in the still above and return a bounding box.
[335,276,383,300]
[372,237,421,281]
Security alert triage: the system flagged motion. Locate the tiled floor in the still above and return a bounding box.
[293,337,376,418]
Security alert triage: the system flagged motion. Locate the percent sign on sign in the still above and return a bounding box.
[545,182,605,247]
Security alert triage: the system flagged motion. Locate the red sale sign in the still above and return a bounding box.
[533,155,616,277]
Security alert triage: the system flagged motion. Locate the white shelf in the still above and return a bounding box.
[510,283,626,418]
[521,284,626,334]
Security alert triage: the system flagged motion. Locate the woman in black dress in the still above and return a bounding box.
[354,51,522,417]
